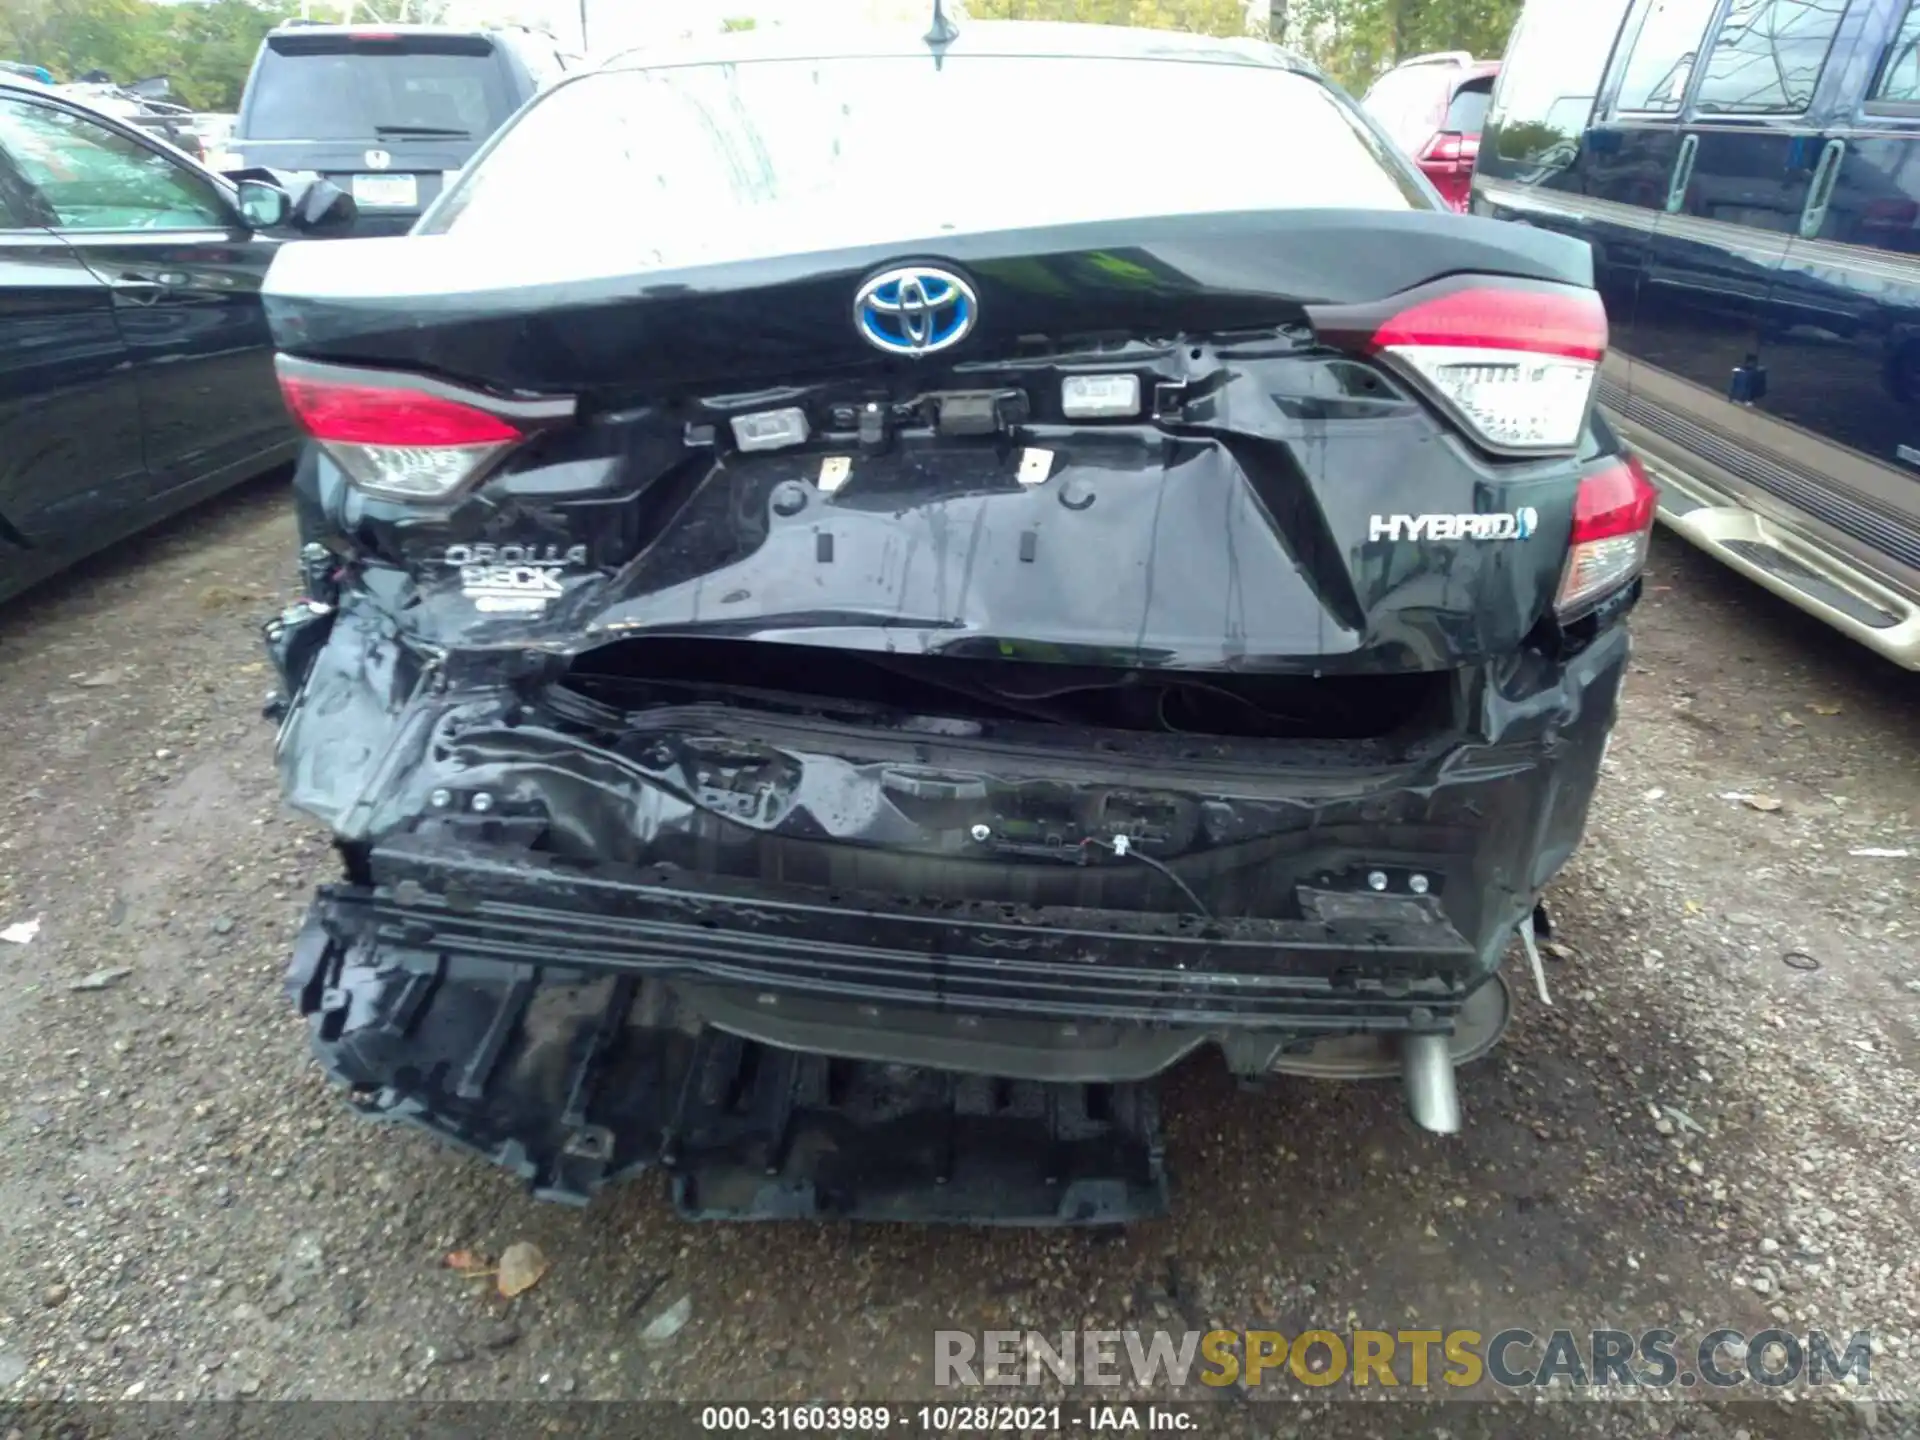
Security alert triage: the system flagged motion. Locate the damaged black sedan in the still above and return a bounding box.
[258,20,1653,1224]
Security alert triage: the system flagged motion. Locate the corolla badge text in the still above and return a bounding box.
[429,542,589,615]
[1369,508,1539,543]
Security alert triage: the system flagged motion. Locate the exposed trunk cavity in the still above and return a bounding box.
[557,637,1458,743]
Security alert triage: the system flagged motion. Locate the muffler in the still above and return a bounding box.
[1401,1032,1461,1135]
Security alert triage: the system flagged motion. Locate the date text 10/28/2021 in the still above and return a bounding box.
[698,1406,1194,1432]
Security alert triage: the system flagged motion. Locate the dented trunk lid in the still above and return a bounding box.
[261,40,1607,672]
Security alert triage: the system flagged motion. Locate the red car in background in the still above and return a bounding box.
[1360,51,1499,211]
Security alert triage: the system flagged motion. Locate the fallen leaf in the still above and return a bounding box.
[1542,940,1575,960]
[1779,711,1805,729]
[1808,702,1842,715]
[445,1250,489,1274]
[68,968,132,992]
[496,1241,549,1298]
[1741,794,1784,813]
[639,1294,693,1349]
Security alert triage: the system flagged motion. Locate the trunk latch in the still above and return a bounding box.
[932,389,1029,437]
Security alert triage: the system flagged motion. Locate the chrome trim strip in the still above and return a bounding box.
[1635,450,1920,669]
[1476,178,1657,233]
[1607,367,1920,574]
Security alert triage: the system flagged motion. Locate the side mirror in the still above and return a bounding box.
[284,174,358,233]
[236,178,291,230]
[229,170,357,234]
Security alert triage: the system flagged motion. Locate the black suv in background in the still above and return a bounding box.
[1474,0,1920,670]
[220,22,567,237]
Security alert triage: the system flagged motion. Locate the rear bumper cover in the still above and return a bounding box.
[271,609,1628,1218]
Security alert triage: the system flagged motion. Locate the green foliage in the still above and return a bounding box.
[1287,0,1523,93]
[0,0,333,111]
[721,16,759,31]
[350,0,452,21]
[1495,117,1567,160]
[966,0,1254,41]
[961,0,1523,94]
[1,0,1524,112]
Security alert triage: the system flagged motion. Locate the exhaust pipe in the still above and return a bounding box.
[1401,1032,1461,1135]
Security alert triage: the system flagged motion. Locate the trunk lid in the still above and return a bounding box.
[264,41,1629,675]
[264,208,1592,395]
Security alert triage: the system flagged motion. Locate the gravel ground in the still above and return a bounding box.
[0,475,1915,1439]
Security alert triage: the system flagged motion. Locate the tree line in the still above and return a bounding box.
[5,0,1523,113]
[966,0,1520,91]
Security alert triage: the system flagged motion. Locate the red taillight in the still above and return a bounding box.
[1557,452,1658,617]
[1418,163,1473,211]
[279,375,523,447]
[1571,452,1659,542]
[1309,278,1607,454]
[275,357,574,502]
[1366,286,1607,362]
[1419,130,1466,164]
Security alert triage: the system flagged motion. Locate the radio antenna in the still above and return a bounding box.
[924,0,959,66]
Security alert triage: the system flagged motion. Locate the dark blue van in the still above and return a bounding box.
[222,23,569,238]
[1473,0,1920,669]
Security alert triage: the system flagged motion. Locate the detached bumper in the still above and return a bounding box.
[291,846,1489,1220]
[273,613,1628,1220]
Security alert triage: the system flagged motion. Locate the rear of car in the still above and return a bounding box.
[258,25,1652,1224]
[1361,52,1499,211]
[224,25,533,237]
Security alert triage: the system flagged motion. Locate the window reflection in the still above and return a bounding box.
[427,56,1425,262]
[1694,0,1846,114]
[0,99,223,231]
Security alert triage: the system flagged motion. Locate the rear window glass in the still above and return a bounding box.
[1871,0,1920,102]
[1694,0,1844,113]
[1444,79,1494,132]
[243,37,513,140]
[1485,0,1630,165]
[1616,0,1720,112]
[425,56,1423,261]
